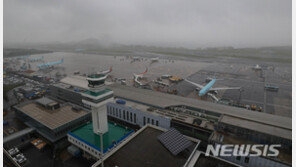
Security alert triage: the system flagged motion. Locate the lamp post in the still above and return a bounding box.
[100,132,104,167]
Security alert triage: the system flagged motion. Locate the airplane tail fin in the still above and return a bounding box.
[139,67,148,75]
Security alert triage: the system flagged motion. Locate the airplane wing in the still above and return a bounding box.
[207,93,219,102]
[210,87,241,91]
[184,79,204,89]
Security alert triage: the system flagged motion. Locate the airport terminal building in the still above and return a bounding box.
[107,84,292,166]
[46,76,291,166]
[108,84,291,149]
[50,76,291,149]
[107,99,171,129]
[49,82,85,107]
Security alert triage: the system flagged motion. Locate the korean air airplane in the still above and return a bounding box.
[37,58,63,69]
[185,77,241,101]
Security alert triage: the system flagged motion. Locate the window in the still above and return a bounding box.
[152,119,154,125]
[134,113,136,123]
[130,112,133,122]
[236,156,241,161]
[147,118,150,124]
[156,120,159,126]
[112,108,115,115]
[143,117,146,125]
[123,110,126,119]
[119,109,121,118]
[116,109,118,117]
[127,111,129,121]
[244,157,249,164]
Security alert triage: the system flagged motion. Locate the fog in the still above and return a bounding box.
[4,0,291,48]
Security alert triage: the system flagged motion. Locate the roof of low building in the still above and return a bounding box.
[16,101,89,130]
[60,75,112,90]
[103,127,196,167]
[69,122,133,152]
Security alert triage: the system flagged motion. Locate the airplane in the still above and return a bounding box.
[97,67,112,75]
[151,57,159,63]
[30,56,44,62]
[185,77,241,101]
[133,67,148,86]
[11,55,30,60]
[132,57,140,61]
[131,57,141,63]
[154,80,169,87]
[37,58,64,69]
[252,64,262,70]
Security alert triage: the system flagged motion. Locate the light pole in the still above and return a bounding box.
[100,132,104,167]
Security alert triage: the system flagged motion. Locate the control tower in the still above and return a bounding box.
[82,73,113,134]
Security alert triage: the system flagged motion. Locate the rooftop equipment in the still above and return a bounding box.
[158,128,193,155]
[116,99,126,105]
[265,84,279,91]
[8,147,19,156]
[35,97,60,110]
[67,145,81,157]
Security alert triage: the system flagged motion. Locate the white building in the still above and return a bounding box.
[107,99,171,129]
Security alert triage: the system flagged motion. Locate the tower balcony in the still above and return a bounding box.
[87,74,107,88]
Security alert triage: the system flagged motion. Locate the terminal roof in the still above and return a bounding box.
[220,115,291,140]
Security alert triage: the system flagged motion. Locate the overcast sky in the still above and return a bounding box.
[4,0,291,48]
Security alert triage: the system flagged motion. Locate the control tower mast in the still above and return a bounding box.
[82,73,113,134]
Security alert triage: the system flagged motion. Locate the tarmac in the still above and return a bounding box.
[10,51,292,117]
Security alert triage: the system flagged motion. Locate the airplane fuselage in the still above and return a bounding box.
[198,79,216,96]
[30,57,43,62]
[37,59,63,69]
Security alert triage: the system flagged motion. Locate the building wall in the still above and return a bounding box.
[67,126,134,160]
[49,85,83,107]
[221,154,290,167]
[67,134,100,159]
[171,120,212,141]
[216,122,292,151]
[212,144,290,167]
[106,102,171,129]
[15,108,57,141]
